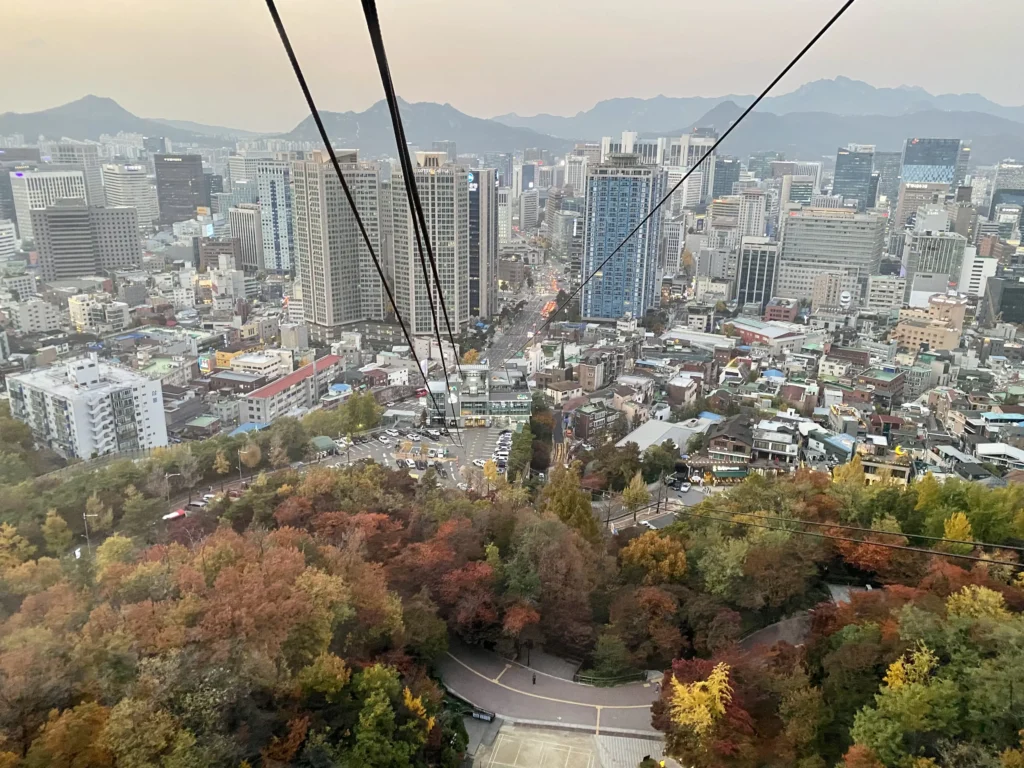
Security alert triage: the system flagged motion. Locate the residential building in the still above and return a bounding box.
[229,351,293,380]
[8,298,62,333]
[565,155,587,195]
[738,189,767,237]
[893,294,967,352]
[0,220,15,266]
[763,297,799,322]
[811,272,851,311]
[198,237,242,271]
[40,142,105,205]
[242,354,342,424]
[154,154,206,225]
[10,167,87,241]
[228,204,264,272]
[468,168,498,318]
[391,152,469,336]
[581,153,665,320]
[7,356,167,459]
[733,236,778,312]
[497,187,512,244]
[67,294,131,333]
[257,159,294,272]
[832,145,874,210]
[102,163,159,226]
[32,199,140,281]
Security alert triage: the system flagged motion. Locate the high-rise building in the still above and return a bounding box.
[738,189,767,237]
[519,188,539,230]
[580,153,665,320]
[101,163,159,226]
[32,199,140,282]
[551,209,584,279]
[292,150,386,342]
[734,237,778,311]
[989,161,1024,218]
[779,175,815,206]
[776,207,886,301]
[894,182,949,231]
[143,136,167,154]
[226,152,273,190]
[1,150,41,224]
[958,247,996,298]
[811,272,849,311]
[873,151,903,208]
[228,204,264,273]
[0,220,15,266]
[565,155,588,195]
[468,168,498,319]
[901,208,967,300]
[497,187,512,244]
[8,356,167,459]
[432,140,458,164]
[712,157,741,198]
[747,151,785,180]
[10,168,87,241]
[391,152,469,336]
[40,142,105,206]
[901,138,961,186]
[154,154,206,225]
[672,131,717,203]
[832,146,874,211]
[256,160,293,272]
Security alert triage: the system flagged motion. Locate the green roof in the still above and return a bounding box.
[862,369,900,382]
[185,415,220,428]
[311,436,338,452]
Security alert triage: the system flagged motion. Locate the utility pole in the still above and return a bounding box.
[82,511,98,556]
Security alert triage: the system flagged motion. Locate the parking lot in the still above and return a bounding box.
[479,731,594,768]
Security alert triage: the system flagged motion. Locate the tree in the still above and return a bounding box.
[42,509,72,556]
[119,484,161,539]
[507,425,534,482]
[86,492,113,534]
[623,470,652,521]
[461,348,481,364]
[239,441,262,474]
[620,531,688,585]
[540,462,599,541]
[668,662,733,738]
[833,454,865,486]
[0,522,35,569]
[942,511,974,555]
[175,446,200,502]
[213,450,231,480]
[270,433,291,469]
[482,460,500,493]
[24,702,114,768]
[687,433,706,455]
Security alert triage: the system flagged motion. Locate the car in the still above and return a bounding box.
[385,429,399,437]
[427,448,436,458]
[202,493,218,502]
[378,435,391,445]
[473,458,487,468]
[679,483,692,493]
[162,509,187,521]
[690,475,702,484]
[416,460,427,470]
[427,429,441,438]
[409,434,421,442]
[386,401,396,407]
[406,459,417,469]
[640,520,656,530]
[188,499,207,510]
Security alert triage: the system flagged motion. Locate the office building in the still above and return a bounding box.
[565,155,587,195]
[292,151,386,342]
[226,152,272,190]
[734,237,778,312]
[519,188,539,230]
[989,161,1024,218]
[228,204,264,272]
[10,168,87,241]
[468,168,498,318]
[958,247,996,298]
[432,140,458,164]
[866,275,906,312]
[256,160,293,272]
[580,153,665,320]
[776,207,885,300]
[482,152,513,187]
[154,154,206,225]
[738,189,767,237]
[40,142,105,206]
[901,209,967,300]
[811,272,849,311]
[101,163,159,226]
[901,138,961,186]
[712,156,741,198]
[32,199,140,281]
[873,151,903,207]
[497,187,512,244]
[673,131,717,203]
[0,220,15,266]
[894,182,949,230]
[199,237,242,271]
[9,299,61,333]
[7,356,168,460]
[391,152,469,336]
[832,146,874,211]
[514,162,537,195]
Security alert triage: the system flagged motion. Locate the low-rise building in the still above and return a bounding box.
[242,354,342,424]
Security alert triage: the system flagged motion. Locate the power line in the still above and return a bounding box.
[262,0,455,443]
[500,0,858,367]
[360,0,467,445]
[673,506,1024,570]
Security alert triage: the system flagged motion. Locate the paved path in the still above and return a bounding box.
[440,641,659,736]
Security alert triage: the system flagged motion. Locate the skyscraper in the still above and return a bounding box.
[902,208,967,300]
[40,142,105,206]
[10,167,87,241]
[102,163,159,226]
[468,168,498,319]
[228,204,264,273]
[989,161,1024,218]
[292,151,386,342]
[32,199,140,281]
[734,237,778,311]
[519,188,539,230]
[738,189,767,237]
[154,154,206,225]
[832,146,874,211]
[256,160,294,272]
[0,220,16,266]
[873,151,902,207]
[565,155,587,195]
[497,187,512,244]
[901,138,961,186]
[391,152,469,336]
[895,182,949,230]
[712,157,741,198]
[673,131,717,203]
[580,153,665,320]
[432,140,458,164]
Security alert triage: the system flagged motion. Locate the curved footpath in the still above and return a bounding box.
[440,641,661,737]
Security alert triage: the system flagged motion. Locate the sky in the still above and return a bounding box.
[3,0,1024,134]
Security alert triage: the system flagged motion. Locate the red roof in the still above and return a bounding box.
[247,355,341,399]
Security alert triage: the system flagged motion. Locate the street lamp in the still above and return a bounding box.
[164,472,181,503]
[82,512,98,556]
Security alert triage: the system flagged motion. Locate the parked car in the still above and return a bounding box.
[427,429,441,438]
[473,458,487,468]
[406,459,416,469]
[409,434,421,442]
[386,401,396,407]
[385,429,400,437]
[640,520,656,530]
[679,482,692,493]
[188,500,207,510]
[162,509,187,521]
[428,449,437,458]
[416,460,427,470]
[378,435,391,445]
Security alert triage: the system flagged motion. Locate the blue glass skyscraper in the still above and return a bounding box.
[580,153,665,320]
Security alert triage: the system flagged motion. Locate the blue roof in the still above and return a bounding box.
[981,412,1024,422]
[764,369,784,378]
[229,422,269,437]
[698,411,725,423]
[330,383,352,393]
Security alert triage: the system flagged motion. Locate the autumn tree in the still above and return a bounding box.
[461,348,481,365]
[620,531,687,585]
[270,433,291,470]
[23,702,113,768]
[942,511,974,555]
[833,454,865,486]
[174,445,200,501]
[213,449,231,480]
[623,470,652,521]
[42,509,72,555]
[0,522,36,569]
[540,462,599,541]
[239,441,262,474]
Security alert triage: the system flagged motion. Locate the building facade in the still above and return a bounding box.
[10,168,87,241]
[102,163,159,226]
[154,154,206,225]
[468,168,498,319]
[734,236,778,312]
[257,160,294,272]
[228,203,264,273]
[832,146,874,211]
[32,200,140,281]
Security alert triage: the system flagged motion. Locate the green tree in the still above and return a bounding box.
[540,462,599,541]
[42,509,72,556]
[119,485,162,539]
[0,522,36,569]
[174,446,200,502]
[86,492,114,534]
[623,471,652,521]
[213,450,231,479]
[507,425,534,482]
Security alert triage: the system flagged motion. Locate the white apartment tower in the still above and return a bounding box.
[519,188,539,230]
[292,151,386,342]
[10,168,87,241]
[256,160,294,272]
[565,155,587,195]
[40,142,106,206]
[0,220,15,266]
[497,187,512,244]
[391,152,470,336]
[228,203,264,273]
[102,163,159,226]
[738,189,767,237]
[7,356,168,460]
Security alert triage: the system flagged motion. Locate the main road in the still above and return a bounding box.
[486,292,554,367]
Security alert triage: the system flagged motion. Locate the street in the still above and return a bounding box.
[486,292,552,367]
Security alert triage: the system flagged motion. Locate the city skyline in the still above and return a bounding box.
[4,0,1024,132]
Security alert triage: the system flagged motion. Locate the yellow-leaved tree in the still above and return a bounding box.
[833,454,865,486]
[620,531,688,585]
[945,584,1011,621]
[942,512,974,555]
[669,662,733,737]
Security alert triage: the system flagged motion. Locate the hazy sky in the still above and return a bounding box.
[4,0,1024,133]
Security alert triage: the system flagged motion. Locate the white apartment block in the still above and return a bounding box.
[497,187,512,244]
[0,220,15,265]
[102,163,159,225]
[8,298,63,333]
[738,189,767,237]
[10,168,87,241]
[292,151,385,342]
[8,356,168,459]
[68,294,131,333]
[242,354,342,424]
[958,247,997,298]
[565,155,587,194]
[1,273,37,300]
[40,142,106,206]
[229,350,293,380]
[257,160,293,272]
[866,275,907,312]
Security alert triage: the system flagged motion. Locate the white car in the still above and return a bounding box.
[409,434,421,442]
[378,435,391,445]
[679,483,691,493]
[457,482,468,491]
[385,429,400,437]
[473,458,487,468]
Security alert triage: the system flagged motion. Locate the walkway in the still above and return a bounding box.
[440,641,660,736]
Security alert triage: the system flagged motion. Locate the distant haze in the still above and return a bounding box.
[4,0,1024,133]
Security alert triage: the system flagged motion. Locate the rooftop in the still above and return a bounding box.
[247,355,341,399]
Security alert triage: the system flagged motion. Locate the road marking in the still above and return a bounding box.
[495,663,511,682]
[444,653,652,711]
[595,705,601,736]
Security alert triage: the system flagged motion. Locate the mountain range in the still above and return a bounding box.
[4,78,1024,165]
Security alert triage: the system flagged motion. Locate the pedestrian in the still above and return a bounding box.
[532,674,536,685]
